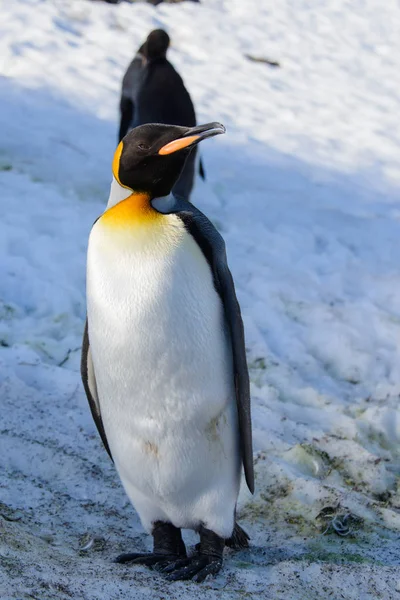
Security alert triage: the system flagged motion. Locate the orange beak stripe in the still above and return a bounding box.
[158,135,200,156]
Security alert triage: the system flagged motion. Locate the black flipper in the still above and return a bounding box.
[81,320,113,460]
[199,157,206,180]
[152,196,254,494]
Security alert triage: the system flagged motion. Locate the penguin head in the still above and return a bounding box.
[112,122,225,199]
[145,29,170,60]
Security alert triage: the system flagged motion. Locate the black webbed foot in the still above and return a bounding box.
[115,521,186,566]
[161,526,224,582]
[161,555,223,582]
[157,556,191,572]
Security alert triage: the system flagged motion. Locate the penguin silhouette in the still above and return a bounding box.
[119,43,147,143]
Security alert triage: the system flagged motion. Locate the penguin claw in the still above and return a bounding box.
[164,556,223,582]
[192,559,223,583]
[115,552,142,564]
[158,557,192,573]
[151,559,178,572]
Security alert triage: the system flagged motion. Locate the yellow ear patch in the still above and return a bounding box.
[112,142,123,185]
[158,135,199,155]
[100,192,162,228]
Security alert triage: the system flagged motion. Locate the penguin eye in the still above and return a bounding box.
[137,143,149,151]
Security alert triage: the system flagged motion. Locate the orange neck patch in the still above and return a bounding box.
[100,193,162,228]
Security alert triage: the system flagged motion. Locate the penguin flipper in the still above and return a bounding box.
[215,256,255,494]
[167,198,254,495]
[199,157,206,180]
[81,319,113,460]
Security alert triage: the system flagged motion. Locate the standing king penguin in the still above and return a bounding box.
[81,122,254,582]
[118,42,147,144]
[119,29,205,201]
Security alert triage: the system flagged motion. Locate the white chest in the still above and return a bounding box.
[86,213,240,535]
[86,215,234,439]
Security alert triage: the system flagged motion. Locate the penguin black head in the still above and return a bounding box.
[112,122,225,198]
[145,29,170,60]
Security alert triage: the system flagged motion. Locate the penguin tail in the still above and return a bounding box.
[225,522,250,549]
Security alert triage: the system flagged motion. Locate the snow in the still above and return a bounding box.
[1,0,400,598]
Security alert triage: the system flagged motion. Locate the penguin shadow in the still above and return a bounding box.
[235,539,307,567]
[217,542,299,579]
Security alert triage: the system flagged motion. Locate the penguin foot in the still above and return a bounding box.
[115,521,186,567]
[194,521,250,551]
[161,526,224,582]
[160,555,222,582]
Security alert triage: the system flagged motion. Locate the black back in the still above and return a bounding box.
[118,48,147,142]
[135,58,198,201]
[136,58,196,126]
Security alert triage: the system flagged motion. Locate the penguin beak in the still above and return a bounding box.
[158,122,226,156]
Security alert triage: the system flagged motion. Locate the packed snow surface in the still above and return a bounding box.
[1,0,400,598]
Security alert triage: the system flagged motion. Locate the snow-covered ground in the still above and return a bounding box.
[1,0,400,598]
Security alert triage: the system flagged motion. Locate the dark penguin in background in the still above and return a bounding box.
[119,29,205,200]
[118,43,147,143]
[81,122,254,582]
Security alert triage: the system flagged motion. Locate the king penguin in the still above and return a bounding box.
[119,29,205,201]
[118,42,147,144]
[81,122,254,582]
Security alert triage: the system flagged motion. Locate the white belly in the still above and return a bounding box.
[86,214,240,536]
